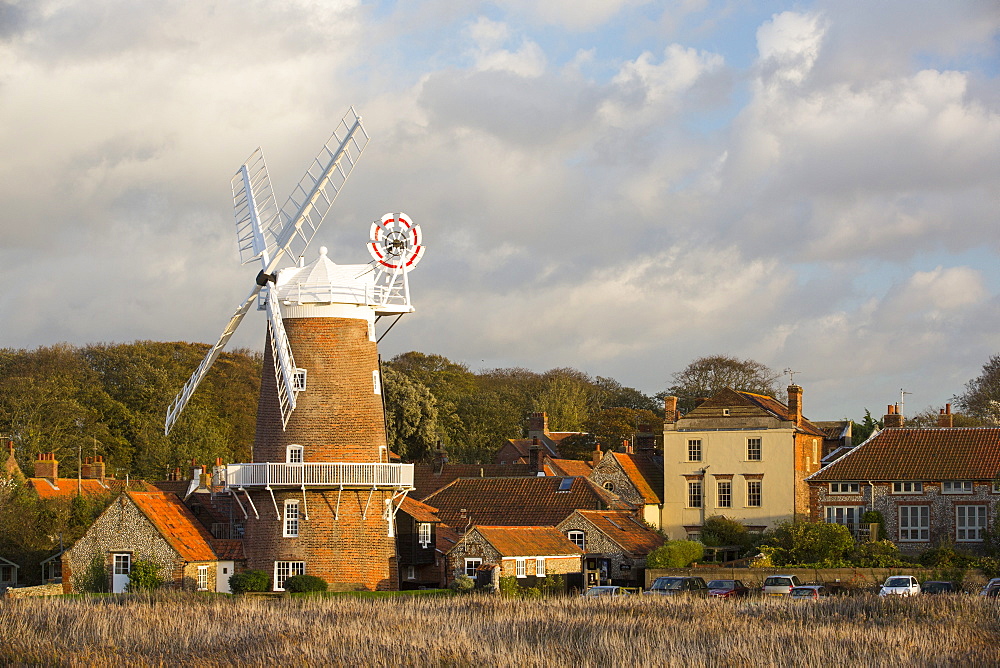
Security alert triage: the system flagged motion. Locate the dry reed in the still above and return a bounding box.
[2,593,999,667]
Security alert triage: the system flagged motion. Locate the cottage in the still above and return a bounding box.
[63,491,224,593]
[0,556,18,593]
[557,510,664,588]
[589,449,664,528]
[447,525,582,591]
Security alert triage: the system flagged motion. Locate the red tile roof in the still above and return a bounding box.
[398,497,441,523]
[611,453,663,504]
[471,526,582,557]
[435,524,461,553]
[562,510,664,555]
[544,458,593,477]
[422,476,619,527]
[411,463,536,500]
[127,491,217,562]
[28,478,157,499]
[212,539,245,561]
[809,428,1000,481]
[737,391,827,437]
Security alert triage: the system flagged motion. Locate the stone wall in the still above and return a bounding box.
[2,583,62,598]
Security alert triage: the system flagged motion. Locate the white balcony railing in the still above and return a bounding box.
[215,462,414,491]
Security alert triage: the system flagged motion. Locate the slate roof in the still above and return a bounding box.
[544,458,593,477]
[685,388,827,437]
[471,526,582,557]
[398,496,441,523]
[411,463,536,500]
[422,476,619,527]
[127,491,217,562]
[808,428,1000,482]
[561,510,664,555]
[610,453,664,505]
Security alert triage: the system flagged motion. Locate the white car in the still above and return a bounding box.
[880,575,921,596]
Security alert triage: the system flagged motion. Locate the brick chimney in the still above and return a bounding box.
[591,444,603,468]
[622,439,633,455]
[93,455,105,480]
[81,457,94,479]
[787,385,803,427]
[34,453,58,480]
[937,404,954,428]
[664,396,678,424]
[526,412,549,437]
[528,437,542,473]
[883,404,904,428]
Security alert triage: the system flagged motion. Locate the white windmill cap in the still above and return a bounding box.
[275,247,374,305]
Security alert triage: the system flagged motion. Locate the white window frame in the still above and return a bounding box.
[293,368,307,392]
[717,480,732,508]
[515,558,527,578]
[373,369,381,395]
[197,565,209,591]
[898,506,930,542]
[114,554,131,576]
[286,444,303,464]
[567,531,585,550]
[535,558,546,577]
[687,481,703,508]
[747,480,762,508]
[957,505,987,542]
[687,439,702,462]
[418,522,432,548]
[825,506,865,530]
[942,481,974,495]
[829,482,860,494]
[283,499,300,538]
[273,560,305,591]
[892,481,923,494]
[464,558,481,577]
[747,438,762,461]
[406,565,416,580]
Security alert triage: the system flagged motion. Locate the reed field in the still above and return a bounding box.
[2,592,1000,667]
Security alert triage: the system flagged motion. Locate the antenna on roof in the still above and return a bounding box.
[783,368,799,385]
[900,388,913,417]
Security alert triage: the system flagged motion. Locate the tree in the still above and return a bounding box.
[762,521,854,567]
[583,407,662,452]
[700,515,753,552]
[904,407,984,428]
[381,366,439,462]
[647,540,704,568]
[850,409,882,445]
[664,355,781,414]
[954,354,1000,424]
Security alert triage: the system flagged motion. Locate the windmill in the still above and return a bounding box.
[165,108,425,591]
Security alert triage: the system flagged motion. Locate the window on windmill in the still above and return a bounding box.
[373,369,381,395]
[287,445,303,464]
[283,500,300,538]
[293,369,307,392]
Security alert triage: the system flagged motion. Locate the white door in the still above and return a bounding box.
[112,553,131,593]
[217,561,234,594]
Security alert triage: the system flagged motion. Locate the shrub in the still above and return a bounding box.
[647,540,704,568]
[283,575,328,593]
[76,555,109,593]
[449,574,475,593]
[919,542,976,568]
[229,569,270,594]
[127,559,164,592]
[850,540,906,567]
[762,521,853,567]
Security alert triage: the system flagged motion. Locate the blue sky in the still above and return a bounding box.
[0,0,998,422]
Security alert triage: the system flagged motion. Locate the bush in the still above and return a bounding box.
[850,540,906,567]
[127,559,164,592]
[229,569,270,594]
[762,521,854,567]
[647,540,704,568]
[76,555,109,593]
[449,574,475,593]
[918,542,976,568]
[283,574,328,593]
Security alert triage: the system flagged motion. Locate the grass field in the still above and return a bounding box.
[2,592,1000,666]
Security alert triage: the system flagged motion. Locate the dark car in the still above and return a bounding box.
[922,581,957,595]
[646,576,709,597]
[706,579,750,599]
[789,585,828,601]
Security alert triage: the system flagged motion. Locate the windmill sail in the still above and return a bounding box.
[233,148,280,266]
[264,286,299,428]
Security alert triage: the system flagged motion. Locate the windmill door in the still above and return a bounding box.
[112,553,131,593]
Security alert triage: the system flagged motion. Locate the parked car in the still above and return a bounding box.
[879,575,921,596]
[922,581,957,595]
[646,576,709,597]
[789,585,827,601]
[706,579,750,599]
[762,575,802,597]
[979,578,1000,596]
[582,586,638,597]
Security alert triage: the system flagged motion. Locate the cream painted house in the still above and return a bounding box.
[661,385,826,541]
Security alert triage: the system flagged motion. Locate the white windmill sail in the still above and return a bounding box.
[164,107,369,435]
[264,285,299,428]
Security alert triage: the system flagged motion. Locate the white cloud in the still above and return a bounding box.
[755,11,826,86]
[466,16,546,77]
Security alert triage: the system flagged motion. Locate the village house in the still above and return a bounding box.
[395,496,446,589]
[661,385,829,541]
[446,525,583,591]
[556,509,664,588]
[62,491,232,593]
[588,446,664,529]
[411,448,535,501]
[808,406,1000,553]
[0,557,18,593]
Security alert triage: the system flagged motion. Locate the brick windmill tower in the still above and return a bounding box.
[166,108,423,591]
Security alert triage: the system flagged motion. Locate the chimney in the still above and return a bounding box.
[592,444,603,468]
[34,453,58,480]
[528,437,542,473]
[937,404,954,428]
[81,457,94,480]
[526,412,549,437]
[787,385,803,427]
[93,455,105,481]
[622,439,633,455]
[883,404,904,428]
[663,396,679,424]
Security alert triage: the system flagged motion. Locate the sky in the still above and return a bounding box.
[1,0,998,422]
